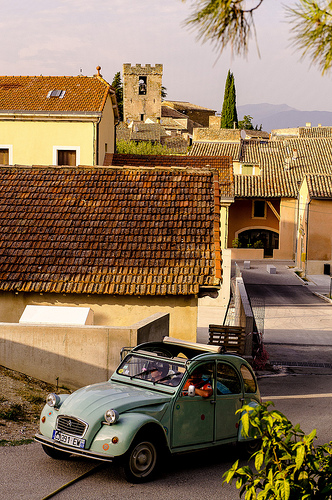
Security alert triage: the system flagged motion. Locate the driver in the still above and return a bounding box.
[148,362,169,382]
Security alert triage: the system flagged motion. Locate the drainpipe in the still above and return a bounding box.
[304,199,312,277]
[93,116,102,165]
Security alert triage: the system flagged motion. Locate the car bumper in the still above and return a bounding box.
[35,434,115,462]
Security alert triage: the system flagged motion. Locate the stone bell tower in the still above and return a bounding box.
[123,63,163,123]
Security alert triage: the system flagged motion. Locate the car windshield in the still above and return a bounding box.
[117,354,186,387]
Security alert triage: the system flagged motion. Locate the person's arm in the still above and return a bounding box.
[194,382,213,398]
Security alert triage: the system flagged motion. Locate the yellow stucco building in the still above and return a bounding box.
[297,174,332,275]
[0,160,233,341]
[190,126,332,266]
[0,67,119,166]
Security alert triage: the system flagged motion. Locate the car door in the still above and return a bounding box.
[215,362,243,442]
[171,362,215,448]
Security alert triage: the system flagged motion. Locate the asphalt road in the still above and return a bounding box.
[245,283,324,305]
[1,370,331,500]
[2,261,331,499]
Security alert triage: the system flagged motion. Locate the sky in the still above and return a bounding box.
[2,0,332,115]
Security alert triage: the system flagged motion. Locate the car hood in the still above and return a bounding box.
[59,381,171,421]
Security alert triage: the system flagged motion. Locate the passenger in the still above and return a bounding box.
[183,367,213,398]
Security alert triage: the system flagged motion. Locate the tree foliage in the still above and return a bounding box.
[116,140,179,155]
[221,70,238,128]
[238,114,262,130]
[287,1,332,74]
[182,0,332,73]
[112,71,123,121]
[223,402,332,499]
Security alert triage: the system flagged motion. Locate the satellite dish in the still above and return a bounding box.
[240,129,247,140]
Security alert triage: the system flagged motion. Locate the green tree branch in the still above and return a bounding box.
[181,0,332,72]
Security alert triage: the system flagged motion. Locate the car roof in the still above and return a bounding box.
[132,337,247,365]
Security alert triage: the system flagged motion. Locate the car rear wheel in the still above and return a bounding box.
[123,437,159,483]
[42,444,70,460]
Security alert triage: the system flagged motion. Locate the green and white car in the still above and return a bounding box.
[35,337,261,482]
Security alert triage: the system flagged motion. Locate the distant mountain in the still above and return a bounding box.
[237,103,332,133]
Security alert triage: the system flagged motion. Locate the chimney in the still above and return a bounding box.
[292,149,298,160]
[284,157,291,170]
[95,65,102,77]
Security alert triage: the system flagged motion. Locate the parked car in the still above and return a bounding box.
[35,337,261,482]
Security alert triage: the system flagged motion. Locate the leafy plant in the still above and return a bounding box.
[253,240,264,249]
[232,238,241,248]
[0,403,26,421]
[223,402,332,499]
[116,140,179,155]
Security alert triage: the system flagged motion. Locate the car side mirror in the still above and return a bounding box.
[188,385,195,397]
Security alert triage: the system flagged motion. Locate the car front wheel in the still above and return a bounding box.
[240,438,262,457]
[123,438,159,483]
[42,444,70,460]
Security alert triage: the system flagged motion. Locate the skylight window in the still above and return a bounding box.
[47,90,66,98]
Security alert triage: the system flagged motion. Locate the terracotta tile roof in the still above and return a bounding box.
[299,127,332,138]
[0,75,112,113]
[104,154,234,198]
[305,174,332,199]
[0,165,222,296]
[271,126,332,139]
[161,105,202,133]
[191,138,332,198]
[161,105,188,119]
[161,136,189,154]
[190,142,241,159]
[163,100,216,112]
[130,123,168,142]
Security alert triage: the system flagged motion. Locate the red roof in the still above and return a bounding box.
[0,75,112,113]
[0,165,222,296]
[104,154,234,198]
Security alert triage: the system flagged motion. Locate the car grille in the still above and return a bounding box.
[56,416,87,437]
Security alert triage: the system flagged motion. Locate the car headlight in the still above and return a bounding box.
[46,393,61,408]
[104,409,119,424]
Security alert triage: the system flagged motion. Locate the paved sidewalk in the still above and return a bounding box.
[239,260,332,367]
[307,273,332,296]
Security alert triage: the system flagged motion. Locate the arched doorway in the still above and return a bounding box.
[238,229,279,257]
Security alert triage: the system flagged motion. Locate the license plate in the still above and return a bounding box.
[52,430,85,449]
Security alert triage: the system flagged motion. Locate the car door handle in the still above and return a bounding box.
[210,400,216,404]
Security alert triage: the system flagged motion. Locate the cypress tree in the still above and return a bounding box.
[112,71,123,121]
[221,70,238,128]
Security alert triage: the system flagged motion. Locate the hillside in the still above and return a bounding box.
[237,103,332,133]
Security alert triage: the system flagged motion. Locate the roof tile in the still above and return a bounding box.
[0,75,111,113]
[0,165,222,296]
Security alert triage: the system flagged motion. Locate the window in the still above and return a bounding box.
[47,89,66,99]
[253,200,266,218]
[216,363,241,395]
[0,148,9,165]
[240,365,257,393]
[138,76,147,95]
[0,145,13,165]
[57,150,76,166]
[140,114,144,121]
[241,164,253,175]
[53,146,80,166]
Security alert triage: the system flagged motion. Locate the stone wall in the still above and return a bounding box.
[193,127,242,142]
[0,313,169,389]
